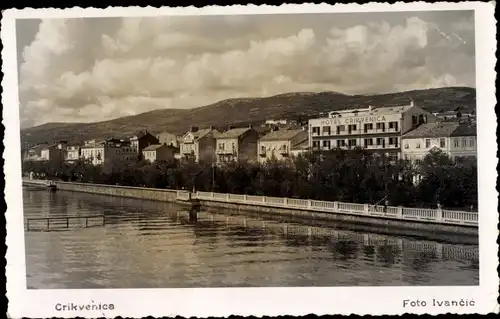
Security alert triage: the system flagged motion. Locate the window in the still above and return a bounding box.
[336,125,345,134]
[219,143,224,150]
[322,126,331,135]
[389,122,399,131]
[419,114,425,124]
[454,139,459,147]
[312,127,320,135]
[412,115,418,125]
[440,138,445,148]
[260,146,266,154]
[364,138,373,147]
[312,141,320,149]
[364,123,373,133]
[425,139,430,148]
[462,139,467,147]
[470,138,475,147]
[348,124,357,133]
[337,140,346,147]
[322,140,331,149]
[416,143,421,149]
[376,123,385,131]
[404,143,409,149]
[376,138,384,146]
[348,139,357,147]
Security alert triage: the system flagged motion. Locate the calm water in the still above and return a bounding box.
[23,188,479,288]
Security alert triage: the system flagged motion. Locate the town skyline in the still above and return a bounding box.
[16,10,475,129]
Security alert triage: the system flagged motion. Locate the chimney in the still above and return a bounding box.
[209,125,214,130]
[368,105,372,111]
[248,124,253,129]
[190,126,199,133]
[228,125,235,130]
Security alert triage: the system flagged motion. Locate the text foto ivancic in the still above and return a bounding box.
[403,299,475,308]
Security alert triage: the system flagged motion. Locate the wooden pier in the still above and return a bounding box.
[26,215,106,232]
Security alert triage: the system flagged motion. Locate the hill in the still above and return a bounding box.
[20,87,476,148]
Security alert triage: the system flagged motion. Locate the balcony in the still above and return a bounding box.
[216,148,235,155]
[279,147,289,155]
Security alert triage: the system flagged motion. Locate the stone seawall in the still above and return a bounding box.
[195,200,478,237]
[55,181,178,202]
[22,179,478,237]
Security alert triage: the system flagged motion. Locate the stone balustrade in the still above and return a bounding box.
[180,190,478,227]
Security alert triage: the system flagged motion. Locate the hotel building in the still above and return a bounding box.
[308,103,437,160]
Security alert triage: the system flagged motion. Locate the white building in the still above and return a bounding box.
[258,128,309,163]
[402,122,477,162]
[215,125,259,164]
[142,144,178,163]
[81,139,136,166]
[65,146,81,163]
[180,126,219,163]
[307,103,437,160]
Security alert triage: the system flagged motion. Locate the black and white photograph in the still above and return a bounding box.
[3,3,498,318]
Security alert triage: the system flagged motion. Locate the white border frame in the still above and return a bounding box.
[3,2,498,317]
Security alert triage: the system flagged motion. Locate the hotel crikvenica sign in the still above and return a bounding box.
[320,116,387,126]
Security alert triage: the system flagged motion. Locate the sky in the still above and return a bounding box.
[16,10,475,129]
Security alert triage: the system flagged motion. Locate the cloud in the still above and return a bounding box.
[17,13,475,128]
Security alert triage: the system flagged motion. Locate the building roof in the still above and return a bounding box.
[328,104,415,118]
[29,143,49,150]
[403,122,476,139]
[189,128,218,140]
[450,123,477,137]
[216,127,251,139]
[291,138,309,150]
[259,128,306,142]
[142,144,165,151]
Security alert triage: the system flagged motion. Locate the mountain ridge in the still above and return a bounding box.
[21,86,476,148]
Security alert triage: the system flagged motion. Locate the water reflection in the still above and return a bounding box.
[24,189,479,288]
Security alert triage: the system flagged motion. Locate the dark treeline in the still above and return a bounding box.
[22,148,477,210]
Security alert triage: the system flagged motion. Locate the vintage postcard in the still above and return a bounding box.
[3,2,498,318]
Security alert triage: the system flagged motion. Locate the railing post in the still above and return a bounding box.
[397,207,403,219]
[284,198,288,207]
[263,196,266,203]
[436,207,443,222]
[66,218,69,228]
[226,194,230,202]
[364,204,369,214]
[47,218,50,230]
[307,200,312,209]
[333,201,338,211]
[85,217,88,228]
[243,195,247,202]
[211,192,215,198]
